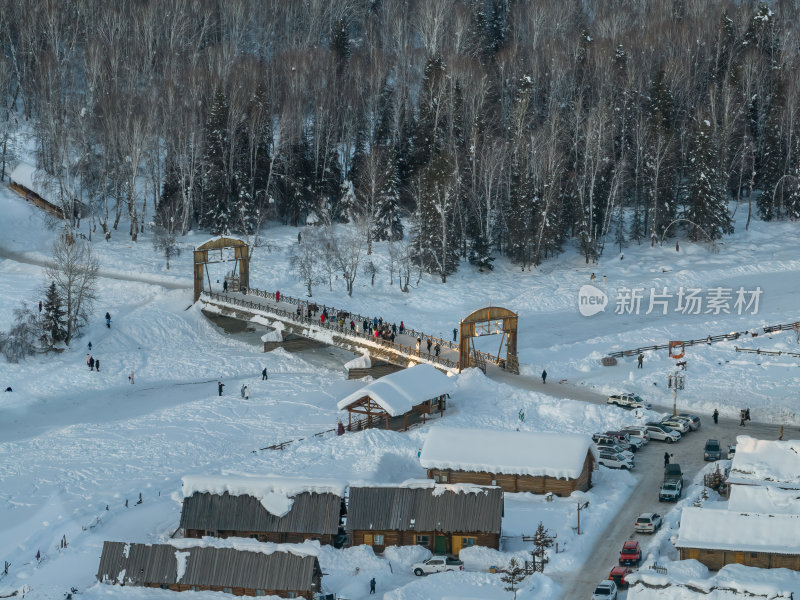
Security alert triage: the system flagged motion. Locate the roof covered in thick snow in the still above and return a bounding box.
[676,507,800,554]
[728,435,800,489]
[727,485,800,515]
[8,162,58,199]
[420,427,595,479]
[336,364,454,417]
[181,475,346,518]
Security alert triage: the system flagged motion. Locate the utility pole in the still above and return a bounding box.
[672,369,678,416]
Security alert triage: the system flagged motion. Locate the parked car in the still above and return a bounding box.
[728,444,736,457]
[608,566,633,589]
[644,424,681,443]
[591,580,618,600]
[620,426,649,444]
[660,417,690,433]
[597,451,635,470]
[634,512,663,533]
[704,439,722,461]
[595,442,634,460]
[412,557,463,576]
[607,393,650,409]
[659,479,683,502]
[678,413,702,430]
[619,540,642,566]
[605,431,644,451]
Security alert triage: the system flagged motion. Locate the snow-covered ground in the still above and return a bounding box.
[1,183,800,599]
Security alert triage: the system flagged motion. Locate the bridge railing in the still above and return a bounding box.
[202,291,461,370]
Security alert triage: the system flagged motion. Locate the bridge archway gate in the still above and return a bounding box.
[458,306,519,374]
[193,237,250,302]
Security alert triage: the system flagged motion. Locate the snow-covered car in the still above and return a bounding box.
[605,430,644,451]
[660,417,690,433]
[634,512,663,533]
[620,426,649,444]
[607,394,650,409]
[678,413,701,430]
[412,557,463,576]
[592,580,618,600]
[597,451,634,470]
[645,424,681,443]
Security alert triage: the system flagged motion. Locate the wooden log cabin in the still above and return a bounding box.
[420,428,596,496]
[726,435,800,492]
[180,475,346,547]
[676,507,800,571]
[96,541,322,598]
[346,483,503,555]
[337,364,453,432]
[7,162,66,219]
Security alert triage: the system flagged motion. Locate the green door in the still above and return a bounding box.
[434,535,447,554]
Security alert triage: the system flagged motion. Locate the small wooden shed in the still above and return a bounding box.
[337,364,453,432]
[420,428,596,496]
[346,483,503,555]
[7,162,65,218]
[96,540,322,598]
[676,507,800,571]
[180,475,346,547]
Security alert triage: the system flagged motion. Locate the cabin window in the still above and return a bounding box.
[750,553,758,558]
[462,537,476,547]
[223,588,233,594]
[160,585,169,590]
[255,591,266,597]
[373,534,384,545]
[435,473,448,483]
[191,587,200,592]
[250,534,259,539]
[287,593,298,599]
[416,535,430,546]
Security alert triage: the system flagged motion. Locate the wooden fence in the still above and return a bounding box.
[734,346,800,358]
[607,320,800,359]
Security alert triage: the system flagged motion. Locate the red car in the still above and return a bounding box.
[608,566,633,589]
[619,540,641,566]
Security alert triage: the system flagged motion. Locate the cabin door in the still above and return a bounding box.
[434,535,447,554]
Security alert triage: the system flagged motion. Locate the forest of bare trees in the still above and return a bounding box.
[1,0,800,277]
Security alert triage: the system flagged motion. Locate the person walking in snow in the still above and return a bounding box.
[434,343,440,358]
[86,353,91,368]
[129,370,135,384]
[88,341,92,351]
[663,452,670,467]
[337,420,345,436]
[223,279,228,293]
[541,369,547,384]
[241,384,246,398]
[276,290,280,303]
[89,356,95,371]
[244,386,249,400]
[745,408,751,421]
[105,312,111,328]
[712,408,719,424]
[637,353,644,369]
[392,323,397,335]
[400,321,405,334]
[350,320,355,331]
[739,410,746,427]
[426,338,432,354]
[369,578,376,595]
[262,367,268,380]
[415,338,421,355]
[95,359,100,372]
[453,327,458,342]
[218,381,224,396]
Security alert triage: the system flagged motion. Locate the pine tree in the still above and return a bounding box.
[531,521,556,572]
[279,136,314,227]
[500,558,526,598]
[202,88,232,234]
[41,282,66,349]
[330,17,350,69]
[414,56,448,169]
[506,158,534,269]
[373,154,403,242]
[684,118,732,240]
[155,154,183,234]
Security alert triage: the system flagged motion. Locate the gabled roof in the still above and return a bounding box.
[96,541,319,591]
[180,491,341,535]
[676,507,800,555]
[420,427,595,480]
[8,162,58,199]
[346,483,502,534]
[337,364,454,417]
[728,435,800,489]
[728,485,800,515]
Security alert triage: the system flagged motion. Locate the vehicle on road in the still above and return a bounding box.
[607,393,650,409]
[659,463,684,501]
[660,417,691,433]
[595,442,635,459]
[678,413,701,430]
[597,451,634,470]
[728,444,736,457]
[634,512,663,533]
[608,566,633,589]
[412,557,463,576]
[645,424,681,443]
[704,439,722,461]
[619,540,642,566]
[591,580,618,600]
[620,426,649,444]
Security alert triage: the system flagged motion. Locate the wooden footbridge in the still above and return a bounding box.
[199,287,518,374]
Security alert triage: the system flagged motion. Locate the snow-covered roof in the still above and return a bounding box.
[181,475,346,518]
[728,435,800,489]
[676,507,800,554]
[336,364,454,417]
[167,536,320,558]
[728,485,800,515]
[8,162,57,199]
[420,427,595,480]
